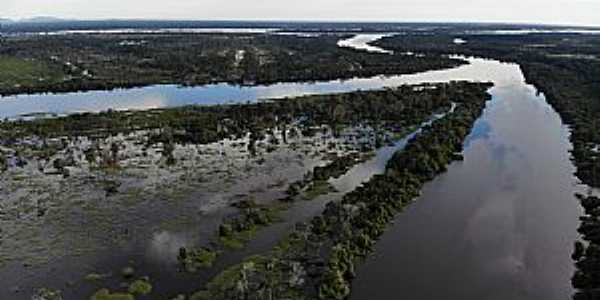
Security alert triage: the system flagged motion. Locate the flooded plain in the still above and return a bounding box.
[0,34,584,299]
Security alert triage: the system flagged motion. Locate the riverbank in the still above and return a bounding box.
[0,31,590,300]
[181,82,491,300]
[377,32,599,298]
[0,81,480,299]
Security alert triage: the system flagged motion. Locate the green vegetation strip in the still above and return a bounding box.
[0,34,463,96]
[1,83,456,142]
[180,82,492,299]
[165,84,469,273]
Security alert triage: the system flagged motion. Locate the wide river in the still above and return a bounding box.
[0,34,583,300]
[346,36,582,300]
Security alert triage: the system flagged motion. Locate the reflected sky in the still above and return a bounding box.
[350,59,581,300]
[0,35,521,119]
[0,33,584,300]
[337,34,394,54]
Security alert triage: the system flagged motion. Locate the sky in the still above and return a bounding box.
[2,0,600,27]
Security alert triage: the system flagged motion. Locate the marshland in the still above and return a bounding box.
[1,19,600,300]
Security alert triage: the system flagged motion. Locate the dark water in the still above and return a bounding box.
[350,61,582,300]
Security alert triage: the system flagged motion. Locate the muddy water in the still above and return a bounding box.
[350,40,582,299]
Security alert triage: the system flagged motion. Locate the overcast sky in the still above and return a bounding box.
[3,0,599,26]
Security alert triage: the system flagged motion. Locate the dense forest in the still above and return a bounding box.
[0,33,463,96]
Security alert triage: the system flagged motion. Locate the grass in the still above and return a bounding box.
[90,289,134,300]
[218,202,289,250]
[179,247,220,272]
[128,279,153,296]
[0,56,64,89]
[219,226,259,250]
[301,180,337,200]
[390,125,417,141]
[84,272,111,282]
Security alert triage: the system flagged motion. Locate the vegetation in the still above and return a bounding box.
[166,83,476,277]
[286,153,372,199]
[127,279,153,296]
[0,33,463,96]
[316,82,490,298]
[0,82,458,142]
[183,82,492,299]
[573,194,600,300]
[0,56,64,90]
[89,289,134,300]
[219,202,286,249]
[178,247,220,272]
[88,278,152,299]
[31,288,63,300]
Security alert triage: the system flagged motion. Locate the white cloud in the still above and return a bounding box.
[2,0,599,26]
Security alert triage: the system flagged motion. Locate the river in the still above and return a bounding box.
[0,34,583,300]
[0,36,568,120]
[347,35,582,300]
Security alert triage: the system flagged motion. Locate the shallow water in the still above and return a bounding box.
[0,34,583,300]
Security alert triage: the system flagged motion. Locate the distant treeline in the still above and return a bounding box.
[1,82,480,146]
[0,33,463,96]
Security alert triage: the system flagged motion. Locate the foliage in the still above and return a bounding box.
[0,33,462,96]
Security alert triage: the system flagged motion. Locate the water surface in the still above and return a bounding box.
[0,34,583,300]
[0,34,471,119]
[350,42,582,300]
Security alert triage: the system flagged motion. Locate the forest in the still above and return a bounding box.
[0,33,463,96]
[0,82,461,146]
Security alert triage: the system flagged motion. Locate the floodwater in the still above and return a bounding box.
[0,34,583,300]
[350,37,582,300]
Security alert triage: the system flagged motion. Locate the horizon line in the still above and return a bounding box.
[1,16,600,29]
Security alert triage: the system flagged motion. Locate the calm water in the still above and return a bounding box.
[350,39,582,300]
[0,34,583,300]
[0,36,515,119]
[338,34,394,54]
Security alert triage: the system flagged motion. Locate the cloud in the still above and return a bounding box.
[2,0,599,26]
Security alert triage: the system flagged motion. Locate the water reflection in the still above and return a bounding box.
[0,37,517,119]
[331,103,456,193]
[337,34,394,54]
[0,57,516,119]
[0,34,583,300]
[350,64,581,300]
[147,231,193,266]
